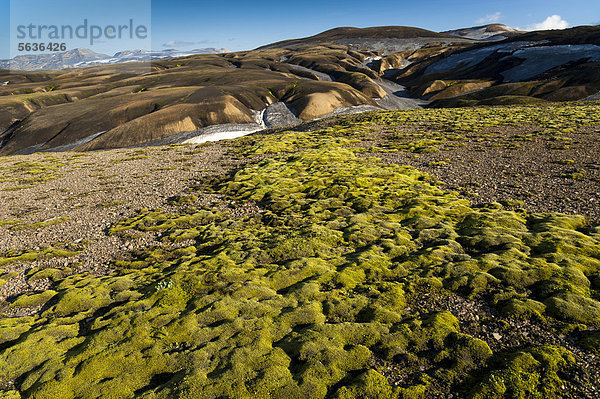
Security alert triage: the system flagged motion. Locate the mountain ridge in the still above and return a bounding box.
[257,25,473,50]
[442,23,524,41]
[0,47,229,71]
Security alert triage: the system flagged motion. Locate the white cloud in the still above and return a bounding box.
[526,15,569,31]
[162,40,196,48]
[476,12,502,24]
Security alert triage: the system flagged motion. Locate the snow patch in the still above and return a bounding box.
[183,128,260,144]
[583,91,600,101]
[44,131,108,152]
[425,44,507,74]
[501,44,600,81]
[424,41,585,79]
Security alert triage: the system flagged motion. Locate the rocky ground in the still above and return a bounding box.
[373,125,600,224]
[1,104,599,322]
[0,103,599,398]
[0,144,234,310]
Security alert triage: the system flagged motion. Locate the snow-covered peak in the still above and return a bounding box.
[443,24,523,41]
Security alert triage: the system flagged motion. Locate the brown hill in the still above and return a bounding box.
[504,25,600,45]
[258,26,463,49]
[0,44,391,155]
[391,26,600,107]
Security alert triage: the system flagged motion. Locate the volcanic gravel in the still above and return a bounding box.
[0,143,235,308]
[367,125,600,224]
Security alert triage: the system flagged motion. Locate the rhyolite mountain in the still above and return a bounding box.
[393,25,600,106]
[257,26,474,52]
[442,24,524,41]
[1,24,599,155]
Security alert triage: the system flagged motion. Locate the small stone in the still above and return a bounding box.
[492,332,502,341]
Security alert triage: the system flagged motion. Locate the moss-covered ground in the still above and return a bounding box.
[0,154,88,191]
[1,103,600,398]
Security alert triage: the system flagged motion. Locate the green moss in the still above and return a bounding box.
[48,281,113,317]
[10,290,58,309]
[1,103,600,397]
[501,298,547,320]
[9,216,70,231]
[334,370,393,399]
[0,390,21,399]
[499,199,525,207]
[397,384,429,399]
[469,345,574,399]
[578,332,600,354]
[0,158,65,189]
[544,293,600,324]
[449,334,493,374]
[27,267,72,282]
[96,201,125,208]
[168,195,198,204]
[0,317,36,345]
[0,245,82,266]
[418,311,460,349]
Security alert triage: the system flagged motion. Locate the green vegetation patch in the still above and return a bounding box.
[1,103,600,398]
[0,157,65,190]
[0,244,83,266]
[8,216,70,231]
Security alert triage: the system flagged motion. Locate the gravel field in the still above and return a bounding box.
[364,124,600,223]
[0,144,234,307]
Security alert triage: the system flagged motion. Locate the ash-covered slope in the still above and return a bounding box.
[258,26,474,52]
[0,43,424,155]
[393,25,600,106]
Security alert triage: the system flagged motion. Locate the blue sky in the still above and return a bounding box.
[1,0,599,59]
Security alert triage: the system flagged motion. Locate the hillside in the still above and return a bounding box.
[258,26,474,52]
[0,43,422,155]
[1,102,600,398]
[2,25,599,156]
[442,24,524,41]
[393,25,600,106]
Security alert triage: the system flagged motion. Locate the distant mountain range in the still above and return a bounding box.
[0,24,523,72]
[0,47,229,71]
